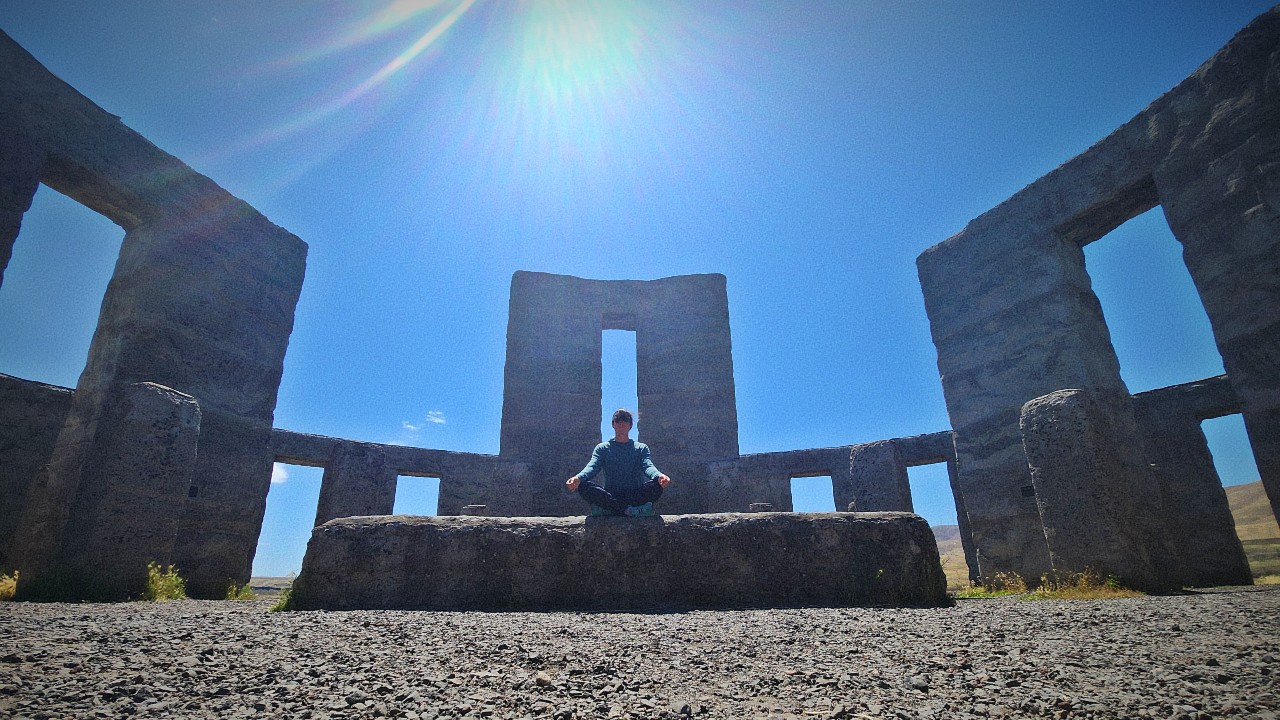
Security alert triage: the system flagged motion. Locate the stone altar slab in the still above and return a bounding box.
[289,512,950,611]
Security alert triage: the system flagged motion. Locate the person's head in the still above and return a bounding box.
[611,408,633,432]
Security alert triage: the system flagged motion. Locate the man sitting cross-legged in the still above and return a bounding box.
[565,408,671,516]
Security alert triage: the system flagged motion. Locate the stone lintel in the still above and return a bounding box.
[289,512,950,611]
[1131,375,1240,422]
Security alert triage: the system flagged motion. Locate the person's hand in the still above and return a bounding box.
[657,474,671,488]
[566,476,581,492]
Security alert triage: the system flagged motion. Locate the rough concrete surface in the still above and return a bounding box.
[0,29,308,599]
[0,374,72,573]
[1132,377,1252,588]
[290,512,948,611]
[1020,389,1168,591]
[1,586,1277,719]
[15,382,202,602]
[916,6,1280,582]
[500,272,738,517]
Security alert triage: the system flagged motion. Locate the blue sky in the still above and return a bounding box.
[0,1,1270,575]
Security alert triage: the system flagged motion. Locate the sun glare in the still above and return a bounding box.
[202,0,719,200]
[509,1,656,163]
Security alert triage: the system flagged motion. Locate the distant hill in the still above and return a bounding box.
[1226,481,1280,541]
[930,524,970,590]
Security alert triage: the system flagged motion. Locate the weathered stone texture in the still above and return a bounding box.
[0,374,73,573]
[269,429,535,518]
[705,446,850,513]
[1020,389,1172,591]
[0,129,42,289]
[706,432,977,583]
[1132,377,1252,587]
[315,442,397,525]
[846,441,912,513]
[16,383,201,601]
[0,30,308,598]
[289,512,949,611]
[918,8,1280,580]
[500,272,737,516]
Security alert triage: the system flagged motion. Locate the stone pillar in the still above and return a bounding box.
[1158,142,1280,531]
[315,442,398,525]
[918,209,1143,582]
[0,375,73,573]
[1132,378,1251,587]
[842,441,911,512]
[41,209,306,598]
[916,7,1280,583]
[16,382,200,601]
[499,272,740,516]
[1138,414,1252,587]
[499,272,603,516]
[0,31,309,597]
[0,130,43,287]
[1020,389,1172,591]
[635,274,739,514]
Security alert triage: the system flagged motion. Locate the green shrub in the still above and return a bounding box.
[225,582,256,601]
[0,571,17,601]
[142,562,187,601]
[268,582,294,612]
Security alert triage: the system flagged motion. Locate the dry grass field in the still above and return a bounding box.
[929,525,970,590]
[1227,481,1280,580]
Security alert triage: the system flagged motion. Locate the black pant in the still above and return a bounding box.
[578,478,664,515]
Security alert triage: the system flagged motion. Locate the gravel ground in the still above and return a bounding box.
[2,586,1277,720]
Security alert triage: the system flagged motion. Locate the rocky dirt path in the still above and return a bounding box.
[2,586,1277,719]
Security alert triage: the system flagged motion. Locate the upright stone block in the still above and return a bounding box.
[0,375,73,573]
[844,441,911,513]
[634,274,739,512]
[0,130,42,287]
[499,272,738,516]
[315,441,397,525]
[0,31,308,597]
[917,7,1280,580]
[16,382,200,601]
[1020,389,1170,591]
[1132,378,1251,587]
[1157,128,1280,530]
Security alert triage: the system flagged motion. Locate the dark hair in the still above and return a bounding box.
[611,408,633,425]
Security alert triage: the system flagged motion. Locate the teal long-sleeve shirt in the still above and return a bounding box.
[576,439,662,494]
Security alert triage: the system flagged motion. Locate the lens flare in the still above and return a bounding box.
[195,0,479,184]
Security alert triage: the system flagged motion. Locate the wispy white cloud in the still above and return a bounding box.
[402,410,446,435]
[271,463,289,485]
